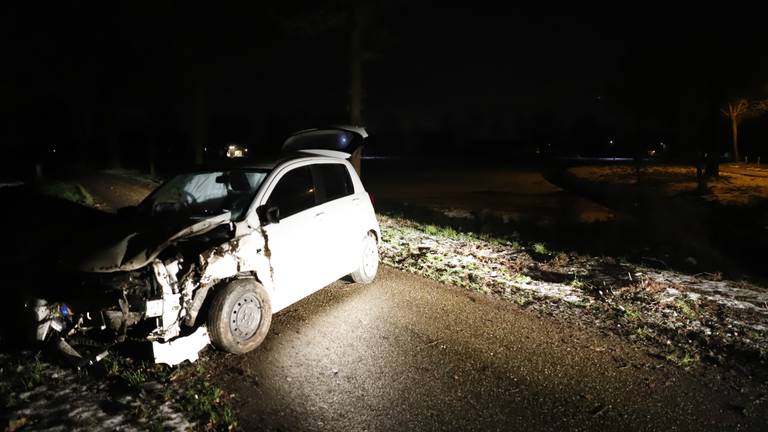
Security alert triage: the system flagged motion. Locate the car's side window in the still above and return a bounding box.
[312,163,354,205]
[265,166,316,219]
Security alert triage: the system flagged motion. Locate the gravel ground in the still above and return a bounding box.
[213,267,768,431]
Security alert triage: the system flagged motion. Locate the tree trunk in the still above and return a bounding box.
[193,77,207,165]
[110,112,122,169]
[348,8,363,175]
[349,9,363,127]
[148,134,157,177]
[349,147,363,176]
[731,116,740,162]
[705,152,720,177]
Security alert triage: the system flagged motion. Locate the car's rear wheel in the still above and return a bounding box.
[207,278,272,354]
[350,232,379,284]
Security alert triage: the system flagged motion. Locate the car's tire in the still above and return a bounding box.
[350,232,379,284]
[207,278,272,354]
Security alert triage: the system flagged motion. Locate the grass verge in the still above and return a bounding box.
[102,354,238,431]
[39,181,95,207]
[377,211,768,376]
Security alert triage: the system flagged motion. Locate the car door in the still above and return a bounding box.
[310,162,360,278]
[260,165,326,312]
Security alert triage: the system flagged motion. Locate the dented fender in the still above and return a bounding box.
[26,217,278,367]
[198,227,274,299]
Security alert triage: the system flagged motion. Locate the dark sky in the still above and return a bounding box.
[2,2,767,163]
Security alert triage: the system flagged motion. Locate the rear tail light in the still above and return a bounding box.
[368,192,375,207]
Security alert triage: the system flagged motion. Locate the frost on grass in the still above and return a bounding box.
[379,213,768,371]
[380,215,587,304]
[0,353,196,432]
[1,350,238,432]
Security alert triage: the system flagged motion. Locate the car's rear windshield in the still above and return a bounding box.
[139,169,269,221]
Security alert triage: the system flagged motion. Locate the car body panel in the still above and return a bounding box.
[260,204,327,313]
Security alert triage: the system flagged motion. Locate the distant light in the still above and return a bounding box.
[204,147,208,152]
[609,140,614,145]
[52,148,56,153]
[226,143,247,158]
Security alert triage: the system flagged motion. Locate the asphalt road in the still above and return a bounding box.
[212,267,763,432]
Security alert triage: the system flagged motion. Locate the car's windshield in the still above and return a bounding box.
[139,170,268,221]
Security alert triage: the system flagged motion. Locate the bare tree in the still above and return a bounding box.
[721,98,751,162]
[271,3,376,175]
[347,6,365,174]
[754,99,768,115]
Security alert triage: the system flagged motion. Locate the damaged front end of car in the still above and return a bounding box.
[26,212,274,367]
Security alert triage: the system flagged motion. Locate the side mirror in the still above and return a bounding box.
[256,205,280,225]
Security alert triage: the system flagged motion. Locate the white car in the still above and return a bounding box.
[27,126,380,365]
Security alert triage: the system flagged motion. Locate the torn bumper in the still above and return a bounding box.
[152,326,211,366]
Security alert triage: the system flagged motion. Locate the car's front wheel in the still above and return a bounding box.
[207,278,272,354]
[350,232,379,284]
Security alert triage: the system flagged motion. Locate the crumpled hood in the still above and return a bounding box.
[65,212,233,273]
